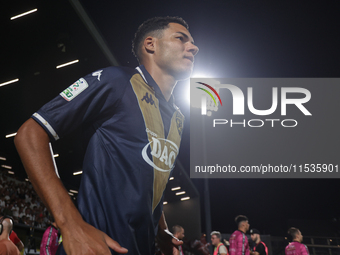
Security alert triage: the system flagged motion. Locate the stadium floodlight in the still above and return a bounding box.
[181,197,190,201]
[171,187,181,191]
[56,59,79,69]
[0,79,19,87]
[5,133,17,138]
[1,165,12,169]
[176,191,186,196]
[10,9,37,20]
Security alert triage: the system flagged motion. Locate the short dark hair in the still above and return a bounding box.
[288,227,300,239]
[132,16,189,63]
[235,215,248,226]
[172,225,183,235]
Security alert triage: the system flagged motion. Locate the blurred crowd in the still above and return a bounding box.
[0,171,50,229]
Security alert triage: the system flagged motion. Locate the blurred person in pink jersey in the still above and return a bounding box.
[285,227,309,255]
[229,215,250,255]
[40,221,59,255]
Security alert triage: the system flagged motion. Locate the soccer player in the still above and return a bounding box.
[14,16,198,255]
[285,228,309,255]
[9,230,24,253]
[0,216,20,255]
[249,229,268,255]
[229,215,250,255]
[40,221,59,255]
[172,225,185,255]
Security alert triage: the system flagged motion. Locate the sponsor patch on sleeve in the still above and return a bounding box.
[60,78,88,101]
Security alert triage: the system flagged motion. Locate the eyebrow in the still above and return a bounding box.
[176,32,195,44]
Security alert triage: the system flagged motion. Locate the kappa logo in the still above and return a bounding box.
[92,70,103,81]
[141,92,156,107]
[142,137,179,172]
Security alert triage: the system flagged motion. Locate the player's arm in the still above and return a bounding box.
[14,118,127,255]
[172,246,180,255]
[11,232,24,252]
[156,212,183,255]
[16,240,24,252]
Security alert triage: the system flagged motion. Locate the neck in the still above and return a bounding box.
[256,239,261,244]
[238,228,246,233]
[143,63,177,101]
[293,239,300,243]
[0,234,8,241]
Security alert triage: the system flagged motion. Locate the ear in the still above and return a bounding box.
[143,36,156,54]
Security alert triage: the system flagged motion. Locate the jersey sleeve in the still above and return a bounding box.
[9,231,20,245]
[300,244,309,255]
[285,245,289,255]
[219,245,228,254]
[255,243,265,255]
[32,67,129,141]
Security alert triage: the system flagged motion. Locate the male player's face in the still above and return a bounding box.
[177,228,185,240]
[211,235,219,246]
[155,22,199,80]
[241,220,250,232]
[296,230,303,242]
[251,233,259,242]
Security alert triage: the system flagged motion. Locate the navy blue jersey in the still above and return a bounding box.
[32,65,185,254]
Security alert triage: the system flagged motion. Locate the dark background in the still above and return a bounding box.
[1,0,339,237]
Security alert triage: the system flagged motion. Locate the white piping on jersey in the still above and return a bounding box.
[33,113,60,141]
[49,143,60,179]
[242,233,245,255]
[135,67,148,84]
[45,226,53,255]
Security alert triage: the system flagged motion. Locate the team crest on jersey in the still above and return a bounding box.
[175,112,184,137]
[60,78,88,101]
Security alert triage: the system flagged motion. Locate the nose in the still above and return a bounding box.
[187,42,199,56]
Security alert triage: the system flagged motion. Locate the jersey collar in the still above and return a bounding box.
[136,65,175,108]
